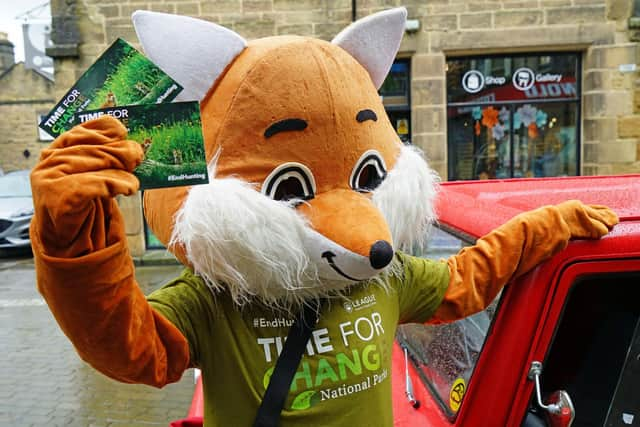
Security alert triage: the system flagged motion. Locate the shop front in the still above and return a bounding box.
[446,53,581,181]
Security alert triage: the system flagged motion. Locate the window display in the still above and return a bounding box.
[446,54,580,180]
[380,59,411,143]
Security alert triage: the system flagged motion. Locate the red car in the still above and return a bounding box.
[176,175,640,427]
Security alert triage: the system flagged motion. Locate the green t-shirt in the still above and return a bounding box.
[148,252,450,427]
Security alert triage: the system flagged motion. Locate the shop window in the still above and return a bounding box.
[446,53,580,180]
[629,0,640,29]
[142,191,165,249]
[145,221,164,249]
[379,59,411,143]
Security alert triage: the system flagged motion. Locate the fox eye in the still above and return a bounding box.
[350,150,387,193]
[262,163,316,203]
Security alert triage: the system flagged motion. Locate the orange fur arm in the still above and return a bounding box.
[30,116,190,386]
[430,201,619,323]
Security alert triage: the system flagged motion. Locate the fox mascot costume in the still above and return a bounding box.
[30,7,618,427]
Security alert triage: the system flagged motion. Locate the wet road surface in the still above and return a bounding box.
[0,255,195,427]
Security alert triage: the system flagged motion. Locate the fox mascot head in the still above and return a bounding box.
[134,8,438,307]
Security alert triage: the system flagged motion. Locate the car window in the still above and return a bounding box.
[396,227,502,420]
[537,273,640,426]
[0,173,32,197]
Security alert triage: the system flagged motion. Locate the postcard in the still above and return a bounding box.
[39,38,183,138]
[75,102,209,189]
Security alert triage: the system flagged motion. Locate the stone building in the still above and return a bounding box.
[34,0,640,254]
[0,32,55,173]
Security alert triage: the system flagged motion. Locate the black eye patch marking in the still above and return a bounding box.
[264,118,308,138]
[356,109,378,123]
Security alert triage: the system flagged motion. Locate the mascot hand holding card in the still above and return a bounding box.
[30,8,618,426]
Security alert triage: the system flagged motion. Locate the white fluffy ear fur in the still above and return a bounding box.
[132,10,247,101]
[332,7,407,89]
[373,145,440,252]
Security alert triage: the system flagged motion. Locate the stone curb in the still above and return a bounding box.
[2,249,180,267]
[132,249,181,266]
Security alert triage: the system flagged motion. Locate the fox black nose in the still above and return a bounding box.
[369,240,394,269]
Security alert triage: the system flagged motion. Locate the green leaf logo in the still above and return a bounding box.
[291,390,316,411]
[263,367,274,390]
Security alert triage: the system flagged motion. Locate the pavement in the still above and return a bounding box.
[132,250,181,267]
[0,253,194,427]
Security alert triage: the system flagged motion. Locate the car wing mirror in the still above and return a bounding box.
[528,361,576,427]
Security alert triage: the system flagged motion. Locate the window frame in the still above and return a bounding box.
[532,271,640,426]
[379,57,412,144]
[396,225,504,422]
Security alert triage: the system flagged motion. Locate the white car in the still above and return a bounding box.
[0,170,33,250]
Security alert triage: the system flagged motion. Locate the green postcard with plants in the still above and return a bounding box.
[75,102,209,189]
[39,38,183,138]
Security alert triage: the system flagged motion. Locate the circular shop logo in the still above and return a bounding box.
[512,67,535,91]
[462,70,485,94]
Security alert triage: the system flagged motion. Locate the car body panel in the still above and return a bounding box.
[393,175,640,427]
[434,174,639,240]
[509,258,640,426]
[0,197,32,218]
[0,171,33,249]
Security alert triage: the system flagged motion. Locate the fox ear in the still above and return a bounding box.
[332,7,407,89]
[132,10,247,101]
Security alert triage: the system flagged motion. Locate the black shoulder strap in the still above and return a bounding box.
[253,301,320,427]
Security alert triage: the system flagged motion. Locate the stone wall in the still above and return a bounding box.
[61,0,355,68]
[0,63,55,173]
[0,32,15,75]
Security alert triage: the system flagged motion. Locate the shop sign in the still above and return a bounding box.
[462,70,506,94]
[463,67,566,94]
[512,67,535,91]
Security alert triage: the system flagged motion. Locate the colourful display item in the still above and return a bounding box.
[75,101,208,189]
[39,38,183,139]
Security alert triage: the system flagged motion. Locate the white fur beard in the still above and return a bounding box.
[171,174,325,308]
[373,144,440,252]
[171,144,439,307]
